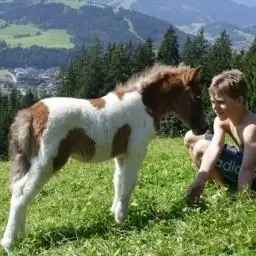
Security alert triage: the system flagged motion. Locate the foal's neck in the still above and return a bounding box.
[140,83,182,130]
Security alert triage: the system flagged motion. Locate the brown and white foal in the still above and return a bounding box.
[1,63,207,252]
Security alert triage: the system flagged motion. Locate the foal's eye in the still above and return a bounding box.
[195,95,201,101]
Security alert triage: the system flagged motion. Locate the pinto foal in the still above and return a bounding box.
[1,63,207,252]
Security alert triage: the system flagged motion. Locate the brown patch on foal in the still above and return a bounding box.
[89,98,106,109]
[53,128,96,171]
[111,124,131,157]
[115,85,136,100]
[28,102,49,150]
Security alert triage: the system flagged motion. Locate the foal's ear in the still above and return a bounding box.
[185,66,202,86]
[192,66,202,79]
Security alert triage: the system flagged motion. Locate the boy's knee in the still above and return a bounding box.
[184,130,195,148]
[184,130,204,150]
[192,140,209,163]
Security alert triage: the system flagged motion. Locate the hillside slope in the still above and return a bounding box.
[0,1,189,48]
[92,0,256,49]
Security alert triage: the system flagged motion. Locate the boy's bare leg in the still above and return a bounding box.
[184,130,227,186]
[209,169,227,186]
[184,130,205,159]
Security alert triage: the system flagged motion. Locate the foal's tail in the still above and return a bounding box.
[9,109,34,191]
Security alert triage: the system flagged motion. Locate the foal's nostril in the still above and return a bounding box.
[201,122,208,133]
[192,120,208,135]
[200,123,208,134]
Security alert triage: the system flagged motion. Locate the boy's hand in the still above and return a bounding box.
[186,180,205,203]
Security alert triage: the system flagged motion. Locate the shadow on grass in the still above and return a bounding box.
[21,198,209,253]
[126,199,192,230]
[23,216,114,251]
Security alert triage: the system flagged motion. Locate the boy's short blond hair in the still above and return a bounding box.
[209,69,248,100]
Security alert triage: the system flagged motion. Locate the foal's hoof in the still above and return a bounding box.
[115,212,125,224]
[110,206,115,216]
[114,202,127,224]
[0,238,12,255]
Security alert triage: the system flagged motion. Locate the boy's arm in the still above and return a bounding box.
[238,125,256,191]
[186,118,226,202]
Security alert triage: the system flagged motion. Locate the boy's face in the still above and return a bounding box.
[210,93,242,120]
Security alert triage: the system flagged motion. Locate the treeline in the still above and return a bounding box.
[0,26,256,158]
[0,89,37,158]
[0,45,73,68]
[57,27,256,136]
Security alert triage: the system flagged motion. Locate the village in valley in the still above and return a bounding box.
[0,67,59,96]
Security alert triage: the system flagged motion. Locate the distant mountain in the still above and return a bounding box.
[177,21,255,49]
[201,22,255,49]
[0,1,193,68]
[0,1,189,49]
[232,0,256,7]
[0,0,254,69]
[11,0,256,26]
[4,0,254,50]
[92,0,256,49]
[93,0,256,26]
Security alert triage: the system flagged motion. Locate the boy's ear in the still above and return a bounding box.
[237,96,244,104]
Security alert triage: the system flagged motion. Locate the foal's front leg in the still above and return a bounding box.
[111,147,147,224]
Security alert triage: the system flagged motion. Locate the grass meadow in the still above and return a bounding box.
[0,0,88,9]
[0,24,74,48]
[44,0,87,9]
[0,137,256,255]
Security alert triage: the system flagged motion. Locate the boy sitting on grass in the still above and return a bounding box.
[184,69,256,203]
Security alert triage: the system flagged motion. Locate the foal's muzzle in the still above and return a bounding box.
[192,120,208,135]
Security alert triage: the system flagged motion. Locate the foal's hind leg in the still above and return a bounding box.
[110,157,123,215]
[111,146,147,224]
[1,160,53,252]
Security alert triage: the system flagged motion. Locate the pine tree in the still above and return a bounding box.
[8,88,20,116]
[157,26,180,65]
[205,30,232,77]
[131,37,155,73]
[182,36,194,65]
[157,26,182,137]
[182,28,208,67]
[143,37,155,66]
[20,89,37,108]
[0,93,9,158]
[57,61,79,97]
[102,44,131,95]
[78,39,104,98]
[231,50,243,69]
[240,38,256,110]
[200,31,233,127]
[0,91,18,158]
